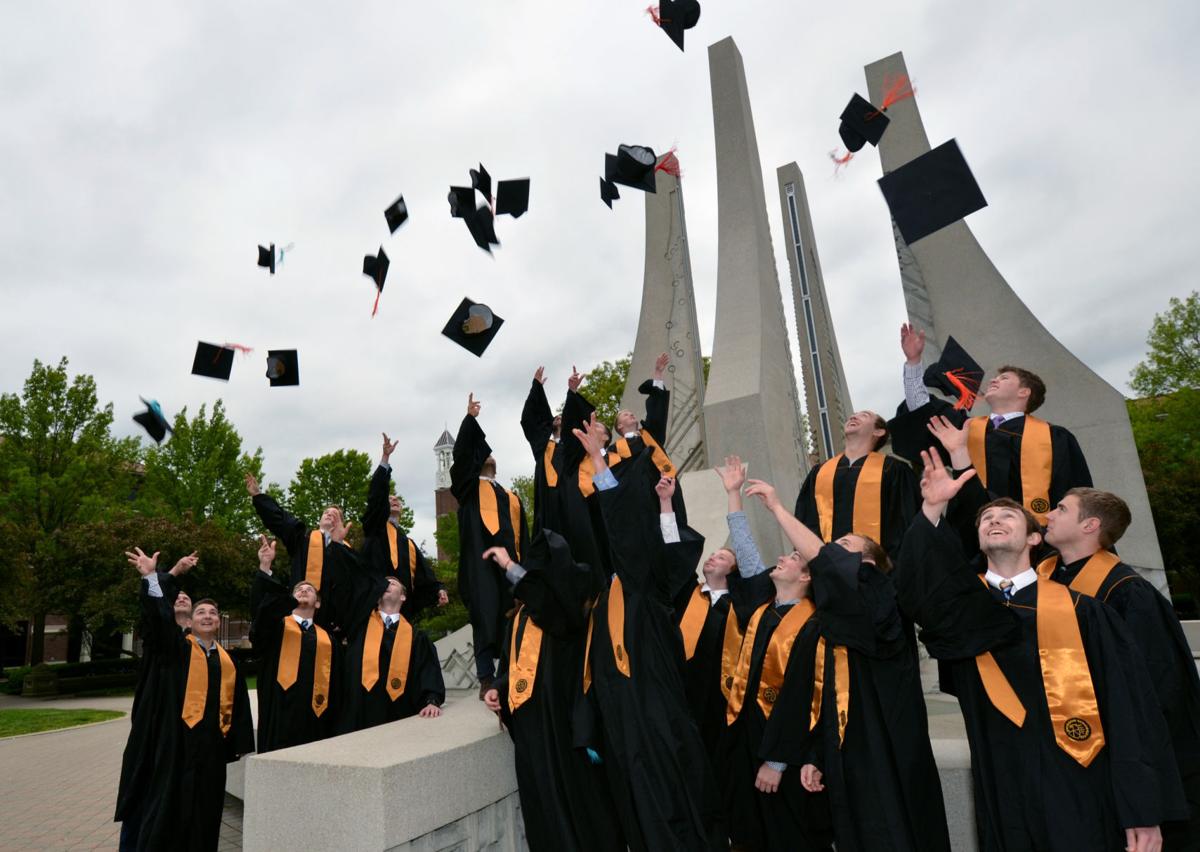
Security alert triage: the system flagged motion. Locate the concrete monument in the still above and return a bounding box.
[866,51,1166,588]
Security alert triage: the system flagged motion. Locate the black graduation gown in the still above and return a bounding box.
[888,398,1091,509]
[122,577,255,852]
[492,530,624,852]
[585,451,723,852]
[520,378,566,537]
[249,572,338,753]
[673,582,736,758]
[558,389,612,575]
[451,413,527,669]
[605,380,688,526]
[335,559,445,734]
[897,514,1187,851]
[1047,554,1200,848]
[252,492,357,632]
[360,463,444,620]
[806,542,951,852]
[794,453,919,557]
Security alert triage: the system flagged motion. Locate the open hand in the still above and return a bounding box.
[244,472,261,497]
[901,323,926,365]
[257,535,276,571]
[716,455,747,493]
[330,519,352,544]
[926,415,967,456]
[170,551,199,577]
[125,547,159,576]
[744,479,781,512]
[381,432,399,463]
[919,450,976,509]
[568,365,583,392]
[533,366,546,385]
[654,352,669,379]
[572,412,603,459]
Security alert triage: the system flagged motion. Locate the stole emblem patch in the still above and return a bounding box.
[616,646,624,661]
[724,676,734,690]
[315,694,325,706]
[390,677,402,690]
[1064,717,1091,741]
[1030,498,1051,514]
[762,686,779,704]
[515,678,529,693]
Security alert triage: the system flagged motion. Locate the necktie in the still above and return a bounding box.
[991,414,1005,429]
[999,579,1015,600]
[301,620,311,631]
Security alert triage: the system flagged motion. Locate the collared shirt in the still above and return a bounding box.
[700,583,729,605]
[660,512,680,544]
[902,361,932,411]
[192,636,217,655]
[593,467,619,492]
[291,613,312,629]
[990,411,1024,427]
[984,567,1037,596]
[378,611,401,629]
[622,431,639,440]
[505,563,527,586]
[723,511,773,579]
[479,475,496,484]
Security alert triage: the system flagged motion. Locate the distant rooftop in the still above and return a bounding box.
[433,428,455,449]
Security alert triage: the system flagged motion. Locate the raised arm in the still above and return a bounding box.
[638,352,671,445]
[450,395,490,501]
[717,456,769,578]
[249,536,294,649]
[900,323,931,412]
[246,472,306,552]
[560,379,595,471]
[126,547,184,657]
[362,433,398,535]
[744,479,825,563]
[519,369,554,454]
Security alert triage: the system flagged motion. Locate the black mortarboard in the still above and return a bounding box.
[265,350,299,387]
[363,247,389,290]
[257,244,276,274]
[655,0,701,51]
[191,342,235,381]
[441,297,504,357]
[839,93,890,153]
[133,397,172,444]
[464,207,500,254]
[878,139,987,244]
[494,179,530,218]
[448,186,475,219]
[470,164,493,203]
[606,145,658,193]
[923,336,984,411]
[600,177,620,208]
[384,196,408,233]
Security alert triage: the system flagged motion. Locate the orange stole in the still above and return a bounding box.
[478,481,523,561]
[967,415,1054,522]
[578,452,622,497]
[1035,550,1120,598]
[719,611,744,703]
[304,530,325,590]
[809,637,849,746]
[362,612,414,701]
[508,606,544,711]
[181,636,236,735]
[678,586,710,661]
[726,600,815,723]
[607,577,631,677]
[614,429,675,476]
[276,618,333,717]
[813,452,885,543]
[386,525,419,587]
[542,441,559,487]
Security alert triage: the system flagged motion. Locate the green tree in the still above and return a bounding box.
[1130,291,1200,396]
[0,358,140,661]
[509,474,535,537]
[581,354,711,427]
[139,400,265,534]
[284,450,414,535]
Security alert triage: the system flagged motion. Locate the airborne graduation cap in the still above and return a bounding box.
[441,297,504,357]
[133,398,172,444]
[600,145,681,207]
[191,342,236,381]
[362,247,390,317]
[265,350,300,387]
[384,196,408,233]
[448,164,530,254]
[924,336,984,411]
[878,139,987,244]
[257,244,276,274]
[647,0,701,51]
[831,74,916,171]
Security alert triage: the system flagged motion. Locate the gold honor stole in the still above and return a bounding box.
[542,441,558,488]
[478,481,523,560]
[607,577,631,677]
[508,605,544,711]
[577,452,622,498]
[678,586,710,661]
[614,429,675,476]
[1035,550,1121,598]
[276,618,333,717]
[182,636,236,735]
[726,600,815,724]
[719,613,745,703]
[967,415,1054,522]
[813,452,885,543]
[304,530,325,591]
[809,638,850,746]
[362,612,414,701]
[973,576,1105,766]
[386,524,418,587]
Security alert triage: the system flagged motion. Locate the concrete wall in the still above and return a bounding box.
[620,160,709,473]
[866,51,1165,588]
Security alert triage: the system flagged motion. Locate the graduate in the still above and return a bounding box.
[557,378,613,574]
[120,547,254,852]
[519,366,579,536]
[451,392,528,696]
[250,535,338,753]
[715,462,833,852]
[245,471,356,631]
[743,478,951,852]
[481,530,624,852]
[898,451,1183,851]
[794,410,918,556]
[361,433,447,620]
[1043,488,1200,848]
[890,324,1091,524]
[115,552,196,852]
[573,417,724,851]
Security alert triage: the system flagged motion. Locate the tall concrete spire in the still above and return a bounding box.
[777,163,854,462]
[867,51,1166,587]
[620,159,708,473]
[703,37,808,555]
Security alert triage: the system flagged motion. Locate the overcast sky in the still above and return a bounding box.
[2,1,1196,549]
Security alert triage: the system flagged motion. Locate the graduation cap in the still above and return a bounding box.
[494,179,530,218]
[257,244,276,274]
[924,336,984,411]
[191,341,235,381]
[362,247,389,315]
[464,207,500,253]
[384,196,408,233]
[839,93,890,153]
[600,177,620,209]
[448,165,529,253]
[470,164,492,203]
[133,398,172,444]
[448,186,476,219]
[602,145,683,203]
[441,297,504,357]
[878,139,987,244]
[648,0,701,52]
[265,350,300,387]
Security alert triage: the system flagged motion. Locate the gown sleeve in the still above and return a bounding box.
[560,390,596,473]
[412,630,447,708]
[450,414,490,503]
[408,544,444,613]
[252,493,307,554]
[249,571,296,651]
[637,379,670,447]
[809,543,903,657]
[793,467,820,537]
[361,464,391,537]
[520,379,554,459]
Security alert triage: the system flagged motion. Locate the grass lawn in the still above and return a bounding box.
[0,708,125,738]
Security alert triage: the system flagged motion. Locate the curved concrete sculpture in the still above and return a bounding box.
[620,159,709,473]
[866,51,1165,588]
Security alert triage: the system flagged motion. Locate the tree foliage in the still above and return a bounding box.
[284,449,411,534]
[508,474,535,537]
[581,353,632,428]
[1130,291,1200,396]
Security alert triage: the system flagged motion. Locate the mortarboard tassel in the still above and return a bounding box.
[645,5,663,25]
[829,149,854,175]
[655,148,682,178]
[944,368,980,411]
[371,289,382,319]
[867,74,916,120]
[222,343,254,356]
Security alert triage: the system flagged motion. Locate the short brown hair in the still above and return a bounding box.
[996,365,1046,414]
[192,598,219,612]
[975,498,1040,536]
[870,414,890,452]
[1066,488,1131,549]
[292,581,322,601]
[859,535,892,574]
[717,546,740,575]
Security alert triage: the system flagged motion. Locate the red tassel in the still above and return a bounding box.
[645,5,662,25]
[654,148,682,177]
[371,289,382,318]
[829,149,854,175]
[867,74,916,120]
[222,343,254,356]
[944,369,979,411]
